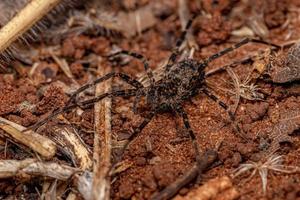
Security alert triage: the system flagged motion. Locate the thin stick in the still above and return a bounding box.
[0,158,80,180]
[49,125,92,170]
[173,176,239,200]
[0,117,57,159]
[92,58,113,200]
[0,0,62,53]
[225,67,241,114]
[150,151,217,200]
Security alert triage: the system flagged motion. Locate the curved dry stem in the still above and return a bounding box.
[0,0,62,53]
[232,154,299,195]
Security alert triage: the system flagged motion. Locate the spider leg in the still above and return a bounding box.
[202,88,247,139]
[109,50,155,86]
[132,90,145,114]
[204,38,280,65]
[175,105,202,169]
[28,89,137,131]
[68,72,143,104]
[118,110,156,160]
[77,89,137,107]
[165,14,198,72]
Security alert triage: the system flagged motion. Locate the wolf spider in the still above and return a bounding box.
[30,14,279,169]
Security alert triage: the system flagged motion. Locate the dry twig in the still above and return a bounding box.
[92,58,112,200]
[49,125,92,170]
[0,117,57,159]
[174,176,240,200]
[0,158,80,180]
[150,150,217,200]
[0,0,62,55]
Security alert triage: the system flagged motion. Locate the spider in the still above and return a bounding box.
[30,14,279,170]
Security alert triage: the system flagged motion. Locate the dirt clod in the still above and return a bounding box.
[0,85,25,115]
[36,85,67,114]
[245,102,269,122]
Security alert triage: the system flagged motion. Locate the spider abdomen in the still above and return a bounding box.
[145,59,205,110]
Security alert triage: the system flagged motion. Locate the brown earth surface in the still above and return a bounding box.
[0,0,300,199]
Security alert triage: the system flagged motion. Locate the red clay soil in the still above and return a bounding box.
[0,0,300,199]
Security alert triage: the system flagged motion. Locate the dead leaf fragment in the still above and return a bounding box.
[271,42,300,83]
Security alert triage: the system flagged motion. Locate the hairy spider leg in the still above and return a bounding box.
[202,88,247,139]
[77,89,137,107]
[27,89,137,131]
[204,38,280,65]
[132,89,145,113]
[117,110,156,160]
[176,104,202,167]
[204,56,253,77]
[110,50,155,86]
[165,14,198,72]
[196,37,281,139]
[68,72,143,104]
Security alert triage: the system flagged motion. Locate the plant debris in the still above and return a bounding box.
[259,105,300,154]
[0,158,80,180]
[174,176,240,200]
[270,42,300,83]
[233,154,299,195]
[0,117,57,159]
[0,0,300,199]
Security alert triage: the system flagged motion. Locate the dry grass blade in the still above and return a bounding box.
[76,3,157,38]
[0,0,62,55]
[110,159,134,176]
[118,4,157,37]
[48,9,123,40]
[51,52,78,85]
[66,192,77,200]
[41,180,58,200]
[247,12,269,39]
[233,154,300,195]
[224,67,241,114]
[0,117,57,159]
[92,58,112,200]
